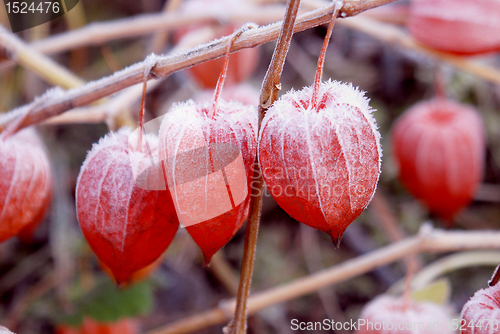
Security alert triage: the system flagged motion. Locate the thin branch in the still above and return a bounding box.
[42,31,213,129]
[370,192,405,243]
[258,0,303,112]
[339,0,400,16]
[0,26,84,89]
[1,0,496,91]
[370,191,424,281]
[146,226,500,334]
[32,8,276,55]
[338,15,500,85]
[389,251,500,294]
[208,252,240,296]
[147,0,185,54]
[26,0,390,56]
[0,0,397,132]
[0,8,274,72]
[228,1,302,332]
[300,225,347,332]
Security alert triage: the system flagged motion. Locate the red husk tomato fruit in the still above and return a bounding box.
[0,128,52,243]
[391,98,485,222]
[408,0,500,55]
[258,81,381,245]
[159,99,257,264]
[76,129,179,285]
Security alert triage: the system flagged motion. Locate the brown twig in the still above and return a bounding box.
[1,0,496,90]
[258,0,302,113]
[338,15,500,85]
[388,251,500,294]
[6,270,59,330]
[146,226,500,334]
[370,192,405,243]
[370,191,424,280]
[42,30,214,128]
[300,225,347,332]
[208,252,240,296]
[402,253,418,310]
[147,0,185,54]
[0,26,84,89]
[27,0,390,56]
[0,247,51,293]
[0,0,397,132]
[227,1,302,333]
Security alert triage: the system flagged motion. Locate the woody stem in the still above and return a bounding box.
[228,0,302,333]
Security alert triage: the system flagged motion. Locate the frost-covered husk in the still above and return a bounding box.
[159,98,258,264]
[460,284,500,334]
[160,99,257,145]
[259,80,380,156]
[76,128,131,187]
[159,98,258,182]
[0,128,52,242]
[77,127,165,185]
[76,129,179,284]
[258,80,382,244]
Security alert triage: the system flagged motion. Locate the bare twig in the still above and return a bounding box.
[300,225,347,332]
[339,15,500,85]
[370,192,405,242]
[147,0,185,54]
[42,29,214,128]
[0,26,84,89]
[0,247,51,293]
[394,251,500,293]
[370,191,424,286]
[208,252,240,296]
[1,0,496,90]
[228,1,302,332]
[146,226,500,334]
[5,270,61,330]
[258,0,302,112]
[0,0,397,132]
[31,7,277,55]
[26,0,391,56]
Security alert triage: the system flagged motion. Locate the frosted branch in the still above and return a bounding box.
[0,0,397,132]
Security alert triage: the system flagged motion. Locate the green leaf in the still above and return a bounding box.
[58,277,153,326]
[411,278,451,305]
